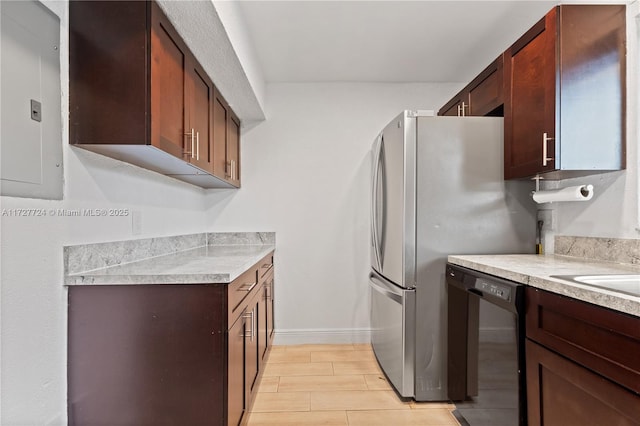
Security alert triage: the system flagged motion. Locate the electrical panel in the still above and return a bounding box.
[1,0,62,199]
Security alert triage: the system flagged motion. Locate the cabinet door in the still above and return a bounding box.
[212,89,241,186]
[186,59,214,173]
[245,299,260,399]
[503,10,556,179]
[526,340,640,426]
[467,55,503,117]
[150,6,188,159]
[227,113,241,187]
[213,91,229,180]
[258,271,274,360]
[259,284,268,361]
[228,314,245,426]
[266,274,274,343]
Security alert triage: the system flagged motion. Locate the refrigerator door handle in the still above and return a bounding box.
[371,134,383,271]
[379,136,386,266]
[369,273,402,303]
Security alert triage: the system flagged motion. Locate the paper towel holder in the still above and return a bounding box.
[531,182,594,204]
[530,175,594,204]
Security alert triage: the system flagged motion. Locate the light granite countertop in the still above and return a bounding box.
[64,232,275,286]
[448,254,640,317]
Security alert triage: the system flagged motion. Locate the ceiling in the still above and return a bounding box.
[236,1,558,83]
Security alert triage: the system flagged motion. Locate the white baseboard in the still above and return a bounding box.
[273,328,372,346]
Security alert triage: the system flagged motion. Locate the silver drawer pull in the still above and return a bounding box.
[238,282,257,292]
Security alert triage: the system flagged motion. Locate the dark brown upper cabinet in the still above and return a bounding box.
[70,1,239,188]
[213,90,241,186]
[503,5,626,180]
[438,55,504,117]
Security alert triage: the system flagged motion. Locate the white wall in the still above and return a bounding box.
[0,2,209,424]
[204,82,461,344]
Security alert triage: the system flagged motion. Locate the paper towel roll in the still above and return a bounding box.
[532,185,594,204]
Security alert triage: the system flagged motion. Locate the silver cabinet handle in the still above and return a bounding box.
[239,281,257,292]
[542,132,554,166]
[190,129,195,159]
[242,309,254,341]
[184,129,194,157]
[266,278,274,301]
[457,102,467,117]
[183,128,195,158]
[227,161,234,180]
[196,131,200,161]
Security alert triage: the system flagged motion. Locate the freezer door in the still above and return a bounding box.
[370,112,416,288]
[369,271,415,398]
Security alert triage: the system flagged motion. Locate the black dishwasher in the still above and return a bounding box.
[446,263,527,426]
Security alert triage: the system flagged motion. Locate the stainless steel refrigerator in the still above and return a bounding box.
[369,111,535,401]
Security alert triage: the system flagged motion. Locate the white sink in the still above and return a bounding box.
[552,274,640,297]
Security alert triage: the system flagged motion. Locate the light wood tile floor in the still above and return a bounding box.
[246,344,460,426]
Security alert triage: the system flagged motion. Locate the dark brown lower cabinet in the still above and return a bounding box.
[68,252,275,426]
[526,340,640,425]
[525,287,640,426]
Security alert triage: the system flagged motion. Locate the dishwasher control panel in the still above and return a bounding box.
[474,278,512,302]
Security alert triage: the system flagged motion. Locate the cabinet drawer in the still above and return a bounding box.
[258,253,274,280]
[228,266,258,321]
[526,287,640,393]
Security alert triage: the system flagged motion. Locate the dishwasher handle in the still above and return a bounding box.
[468,288,484,298]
